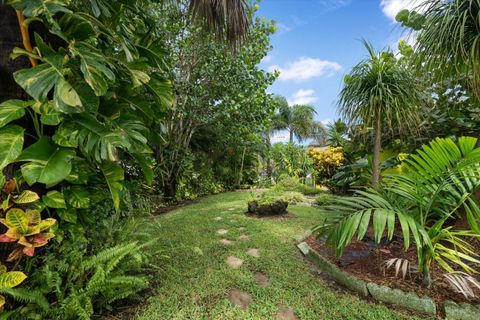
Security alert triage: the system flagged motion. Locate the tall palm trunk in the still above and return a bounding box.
[289,129,294,144]
[372,112,382,188]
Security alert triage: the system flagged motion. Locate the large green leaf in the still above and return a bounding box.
[17,137,75,187]
[0,271,27,288]
[42,190,66,209]
[131,153,153,186]
[70,42,115,96]
[0,100,32,128]
[100,162,124,210]
[64,186,90,208]
[0,125,24,170]
[13,63,60,102]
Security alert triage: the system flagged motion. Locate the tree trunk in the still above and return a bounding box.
[372,114,382,188]
[0,5,30,102]
[163,175,178,201]
[237,146,247,187]
[289,129,294,144]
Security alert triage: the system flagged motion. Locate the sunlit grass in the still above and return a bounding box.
[135,192,429,320]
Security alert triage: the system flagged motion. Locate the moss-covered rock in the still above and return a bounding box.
[247,200,288,216]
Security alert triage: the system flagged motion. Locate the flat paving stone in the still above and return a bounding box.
[254,272,269,287]
[239,235,250,241]
[276,306,298,320]
[237,227,245,231]
[214,217,223,221]
[228,289,252,310]
[247,248,260,258]
[228,208,235,211]
[220,239,233,245]
[226,256,244,268]
[216,229,228,235]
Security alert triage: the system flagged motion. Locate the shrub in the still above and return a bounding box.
[315,137,480,288]
[308,146,344,186]
[275,176,320,195]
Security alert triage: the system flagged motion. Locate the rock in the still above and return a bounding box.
[247,248,260,258]
[220,239,233,245]
[297,242,310,255]
[226,256,244,269]
[254,272,269,287]
[276,305,298,320]
[227,289,252,310]
[366,283,436,315]
[216,229,228,235]
[239,235,250,241]
[247,200,288,216]
[444,300,480,320]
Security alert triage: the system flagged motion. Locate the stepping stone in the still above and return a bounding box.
[247,248,260,258]
[217,229,228,235]
[276,306,298,320]
[227,289,252,310]
[228,208,235,211]
[254,272,269,287]
[230,219,237,223]
[226,256,244,269]
[237,227,245,231]
[220,239,233,245]
[214,217,223,221]
[239,235,250,241]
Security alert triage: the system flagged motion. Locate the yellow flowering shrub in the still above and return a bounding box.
[307,146,345,180]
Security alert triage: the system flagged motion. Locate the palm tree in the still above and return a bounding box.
[338,41,421,188]
[413,0,480,99]
[276,102,318,144]
[188,0,249,45]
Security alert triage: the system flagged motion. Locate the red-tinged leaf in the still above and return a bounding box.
[30,233,47,245]
[22,247,35,257]
[0,233,17,243]
[7,248,23,262]
[2,179,16,194]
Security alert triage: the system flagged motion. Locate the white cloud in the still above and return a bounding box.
[380,0,426,21]
[261,54,273,64]
[288,89,318,105]
[269,57,342,81]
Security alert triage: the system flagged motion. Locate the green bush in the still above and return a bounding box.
[275,176,321,195]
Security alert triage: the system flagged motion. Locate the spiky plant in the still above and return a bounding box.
[414,0,480,98]
[338,41,422,188]
[314,136,480,288]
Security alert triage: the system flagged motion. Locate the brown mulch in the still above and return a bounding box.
[305,234,480,307]
[244,212,296,220]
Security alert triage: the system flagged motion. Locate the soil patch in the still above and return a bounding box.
[227,289,252,310]
[275,305,298,320]
[245,212,296,220]
[305,235,480,306]
[153,198,200,215]
[254,272,269,287]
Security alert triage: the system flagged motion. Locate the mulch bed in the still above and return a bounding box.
[244,212,296,220]
[305,234,480,307]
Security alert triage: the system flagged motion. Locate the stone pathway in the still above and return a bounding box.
[247,248,260,258]
[226,256,244,269]
[238,234,250,241]
[227,289,252,310]
[254,272,269,287]
[218,213,298,318]
[276,305,299,320]
[220,239,233,245]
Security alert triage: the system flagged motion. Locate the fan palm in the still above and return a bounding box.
[338,41,421,188]
[414,0,480,98]
[315,136,480,287]
[325,120,348,147]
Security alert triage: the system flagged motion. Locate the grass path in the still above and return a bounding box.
[134,192,428,320]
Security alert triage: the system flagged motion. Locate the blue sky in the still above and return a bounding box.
[257,0,422,143]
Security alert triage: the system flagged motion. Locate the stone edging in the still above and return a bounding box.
[297,239,480,319]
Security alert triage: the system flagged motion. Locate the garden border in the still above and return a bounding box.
[296,234,480,319]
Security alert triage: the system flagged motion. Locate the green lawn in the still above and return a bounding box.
[134,191,429,320]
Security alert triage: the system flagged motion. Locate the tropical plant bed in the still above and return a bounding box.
[304,234,480,308]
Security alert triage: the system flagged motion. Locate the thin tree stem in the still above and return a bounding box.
[16,10,37,67]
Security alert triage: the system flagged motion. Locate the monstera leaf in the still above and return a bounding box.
[64,186,90,208]
[100,162,124,210]
[17,137,75,187]
[0,125,24,171]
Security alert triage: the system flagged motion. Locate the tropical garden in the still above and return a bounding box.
[0,0,478,319]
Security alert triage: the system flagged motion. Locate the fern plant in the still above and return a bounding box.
[315,136,480,288]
